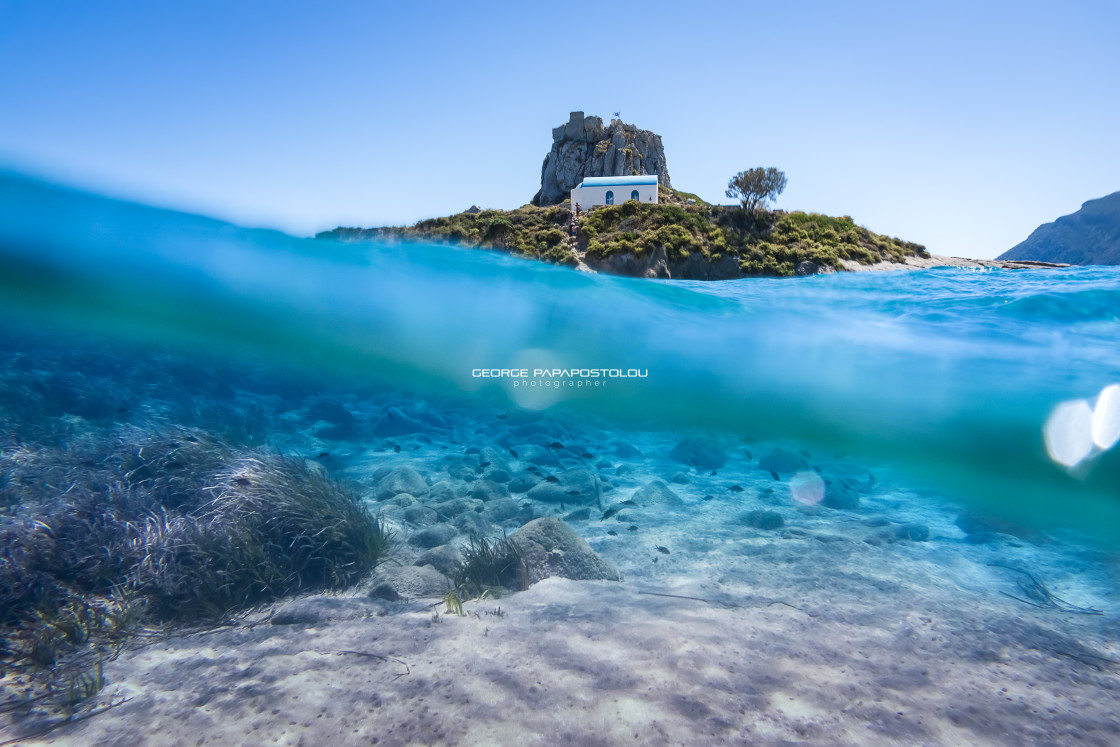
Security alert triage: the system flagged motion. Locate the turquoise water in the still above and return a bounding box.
[1,170,1119,545]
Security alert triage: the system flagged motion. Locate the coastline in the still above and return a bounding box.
[570,250,1071,278]
[841,255,1071,273]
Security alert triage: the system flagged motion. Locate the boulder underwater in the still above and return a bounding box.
[512,517,620,585]
[670,435,726,470]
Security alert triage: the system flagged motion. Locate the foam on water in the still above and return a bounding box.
[3,171,1120,544]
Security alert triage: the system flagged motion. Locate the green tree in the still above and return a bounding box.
[726,167,788,211]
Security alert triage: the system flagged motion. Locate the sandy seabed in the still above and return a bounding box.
[6,527,1119,740]
[24,576,1119,746]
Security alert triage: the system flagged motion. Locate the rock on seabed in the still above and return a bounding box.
[512,517,620,584]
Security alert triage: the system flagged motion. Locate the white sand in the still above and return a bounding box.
[7,506,1118,745]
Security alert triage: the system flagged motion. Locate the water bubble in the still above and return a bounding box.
[789,470,825,506]
[1091,383,1120,451]
[1043,399,1094,468]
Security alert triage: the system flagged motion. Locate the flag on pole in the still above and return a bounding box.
[613,112,621,117]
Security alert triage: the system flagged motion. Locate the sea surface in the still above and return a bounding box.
[2,171,1120,744]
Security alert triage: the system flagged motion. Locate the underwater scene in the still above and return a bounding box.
[2,171,1120,745]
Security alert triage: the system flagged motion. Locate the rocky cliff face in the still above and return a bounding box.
[532,111,670,206]
[998,191,1120,265]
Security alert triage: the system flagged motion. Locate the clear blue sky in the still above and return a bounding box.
[1,0,1117,259]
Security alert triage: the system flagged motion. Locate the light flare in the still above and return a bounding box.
[1043,384,1120,470]
[790,470,825,506]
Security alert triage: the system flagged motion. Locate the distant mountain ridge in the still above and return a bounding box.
[998,191,1120,265]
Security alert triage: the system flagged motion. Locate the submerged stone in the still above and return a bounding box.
[822,478,860,510]
[955,509,1033,540]
[369,565,452,600]
[375,466,429,501]
[614,441,643,458]
[512,517,620,584]
[414,544,464,577]
[403,505,439,525]
[407,523,458,548]
[428,497,481,519]
[443,458,477,481]
[516,444,561,467]
[304,397,354,424]
[741,510,785,530]
[305,398,357,439]
[895,523,930,542]
[868,523,932,545]
[483,497,522,523]
[271,596,373,626]
[510,421,564,440]
[631,479,684,507]
[478,445,512,472]
[453,511,489,536]
[526,467,602,506]
[469,479,509,502]
[758,448,808,475]
[480,467,512,484]
[670,435,726,470]
[426,481,457,502]
[372,406,428,437]
[508,472,543,493]
[388,492,418,507]
[564,507,593,521]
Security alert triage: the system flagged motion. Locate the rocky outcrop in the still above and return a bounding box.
[532,112,671,206]
[739,510,785,530]
[525,467,602,507]
[757,448,807,475]
[367,565,453,600]
[630,480,684,507]
[374,466,429,501]
[511,517,620,584]
[670,435,726,470]
[998,191,1120,265]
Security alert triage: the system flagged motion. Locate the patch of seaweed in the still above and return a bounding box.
[157,451,393,618]
[0,425,392,707]
[988,564,1103,615]
[453,534,527,599]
